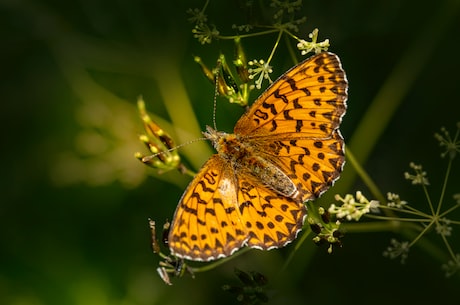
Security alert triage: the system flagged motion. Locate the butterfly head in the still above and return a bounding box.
[202,125,231,150]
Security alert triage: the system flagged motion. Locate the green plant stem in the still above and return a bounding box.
[345,148,385,204]
[440,233,457,261]
[219,28,279,40]
[189,248,251,273]
[381,207,431,218]
[440,202,460,219]
[280,226,312,272]
[365,215,432,223]
[267,30,283,64]
[284,33,299,65]
[343,220,449,263]
[408,219,435,247]
[436,159,453,215]
[342,220,419,233]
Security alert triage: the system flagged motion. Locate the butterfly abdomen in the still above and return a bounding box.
[244,155,298,198]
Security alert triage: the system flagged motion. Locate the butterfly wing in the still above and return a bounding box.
[235,174,307,249]
[168,155,248,261]
[252,129,345,202]
[234,52,347,138]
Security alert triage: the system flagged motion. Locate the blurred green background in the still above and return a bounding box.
[1,0,460,304]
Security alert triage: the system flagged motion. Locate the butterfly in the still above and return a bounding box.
[168,52,348,261]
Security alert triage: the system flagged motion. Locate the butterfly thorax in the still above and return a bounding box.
[203,126,299,200]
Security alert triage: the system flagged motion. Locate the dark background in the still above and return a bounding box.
[1,1,460,304]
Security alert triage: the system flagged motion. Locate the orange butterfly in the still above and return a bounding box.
[168,52,348,261]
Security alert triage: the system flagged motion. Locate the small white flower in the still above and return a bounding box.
[435,218,452,237]
[192,24,219,44]
[296,29,330,56]
[387,192,408,208]
[383,239,410,264]
[454,193,460,205]
[329,192,378,221]
[186,8,208,25]
[442,253,460,277]
[434,123,460,160]
[248,59,273,89]
[404,163,429,185]
[231,23,253,32]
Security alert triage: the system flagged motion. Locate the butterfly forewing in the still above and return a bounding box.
[234,52,347,137]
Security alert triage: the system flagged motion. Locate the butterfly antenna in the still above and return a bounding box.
[212,60,221,130]
[142,137,208,163]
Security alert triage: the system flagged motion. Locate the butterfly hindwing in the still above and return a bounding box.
[235,174,307,249]
[251,129,345,202]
